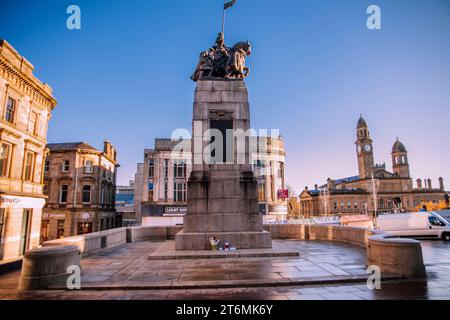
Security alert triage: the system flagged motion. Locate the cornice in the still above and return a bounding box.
[0,58,57,111]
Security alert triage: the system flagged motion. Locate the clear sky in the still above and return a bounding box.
[1,0,449,194]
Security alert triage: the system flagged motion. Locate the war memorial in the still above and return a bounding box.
[1,0,449,305]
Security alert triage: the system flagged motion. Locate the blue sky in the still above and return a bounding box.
[1,0,449,193]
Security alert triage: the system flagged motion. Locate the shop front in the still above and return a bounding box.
[0,194,45,260]
[141,204,187,226]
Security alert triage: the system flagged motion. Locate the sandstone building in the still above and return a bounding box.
[299,116,447,217]
[0,40,57,260]
[41,141,119,241]
[134,136,287,225]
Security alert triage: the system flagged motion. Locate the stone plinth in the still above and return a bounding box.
[175,80,272,250]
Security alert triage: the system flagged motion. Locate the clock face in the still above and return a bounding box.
[364,144,371,152]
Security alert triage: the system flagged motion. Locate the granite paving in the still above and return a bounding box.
[0,240,449,300]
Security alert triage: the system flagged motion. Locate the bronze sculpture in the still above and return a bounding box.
[191,33,251,82]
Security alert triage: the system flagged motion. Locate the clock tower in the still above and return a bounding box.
[355,115,374,179]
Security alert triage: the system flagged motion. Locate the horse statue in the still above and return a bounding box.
[191,34,251,82]
[225,41,251,79]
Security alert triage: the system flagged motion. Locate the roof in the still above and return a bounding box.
[392,138,407,153]
[335,175,360,184]
[357,115,367,129]
[319,175,360,189]
[47,142,98,152]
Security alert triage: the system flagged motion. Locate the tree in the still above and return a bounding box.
[318,188,331,216]
[414,200,447,212]
[366,173,380,226]
[287,196,301,219]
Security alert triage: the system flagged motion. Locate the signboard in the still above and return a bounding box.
[277,189,289,199]
[268,204,288,215]
[0,195,45,209]
[42,212,66,219]
[164,207,187,215]
[81,212,91,220]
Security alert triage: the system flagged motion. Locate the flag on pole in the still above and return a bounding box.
[224,0,237,10]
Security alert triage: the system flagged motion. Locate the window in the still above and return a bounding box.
[164,159,169,177]
[0,143,11,177]
[100,185,105,204]
[340,201,344,210]
[62,160,70,172]
[257,182,266,201]
[29,111,39,135]
[57,220,65,238]
[5,97,16,123]
[40,220,49,243]
[164,181,168,202]
[24,151,35,181]
[174,182,187,202]
[354,202,359,210]
[82,185,92,203]
[78,222,92,235]
[173,160,187,178]
[60,185,68,203]
[387,200,393,209]
[84,160,93,173]
[347,201,351,210]
[379,199,384,209]
[428,216,446,227]
[148,159,154,178]
[44,159,50,173]
[148,183,154,201]
[0,208,5,242]
[333,202,338,211]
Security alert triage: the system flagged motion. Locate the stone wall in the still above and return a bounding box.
[42,226,183,257]
[126,226,182,243]
[20,224,425,290]
[43,227,128,257]
[265,224,426,278]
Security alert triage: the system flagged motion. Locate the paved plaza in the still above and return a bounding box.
[0,240,449,300]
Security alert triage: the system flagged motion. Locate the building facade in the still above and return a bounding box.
[252,136,287,220]
[115,181,136,227]
[0,40,57,260]
[134,136,287,225]
[41,141,119,242]
[299,116,447,217]
[136,139,192,226]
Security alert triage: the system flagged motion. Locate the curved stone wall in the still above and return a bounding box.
[264,224,426,278]
[20,224,425,290]
[18,245,80,291]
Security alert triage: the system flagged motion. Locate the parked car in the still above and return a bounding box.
[377,212,450,241]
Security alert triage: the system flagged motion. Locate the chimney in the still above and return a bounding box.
[327,178,335,191]
[416,179,422,189]
[439,177,444,191]
[314,184,318,191]
[305,186,308,191]
[427,178,432,189]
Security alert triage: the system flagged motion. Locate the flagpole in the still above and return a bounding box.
[221,0,226,37]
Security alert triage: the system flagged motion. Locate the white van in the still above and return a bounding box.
[377,212,450,241]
